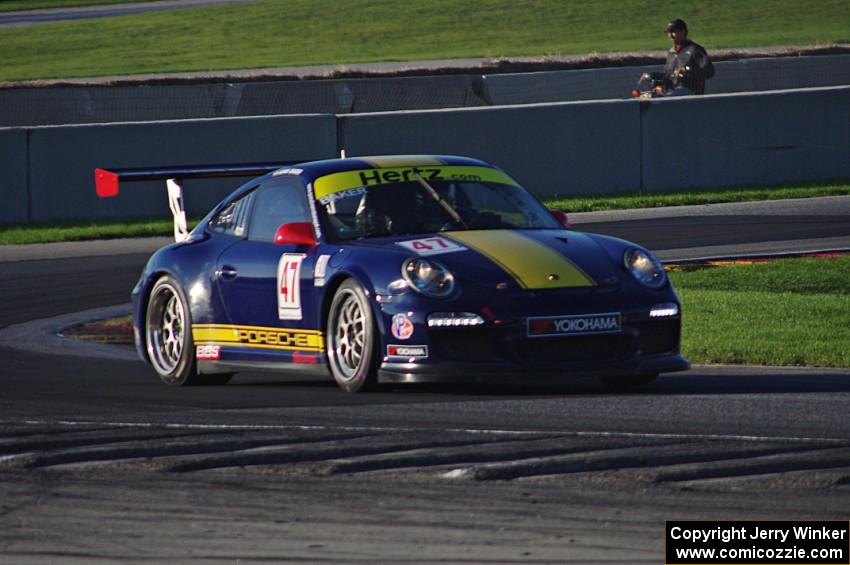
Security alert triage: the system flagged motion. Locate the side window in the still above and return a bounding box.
[209,189,255,237]
[248,178,311,242]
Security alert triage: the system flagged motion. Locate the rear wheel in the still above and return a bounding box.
[145,276,232,386]
[327,279,379,393]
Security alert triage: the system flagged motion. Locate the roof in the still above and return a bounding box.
[289,154,494,182]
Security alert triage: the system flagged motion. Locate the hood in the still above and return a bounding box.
[353,229,622,290]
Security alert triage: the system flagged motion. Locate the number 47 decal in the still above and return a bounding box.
[396,237,466,256]
[278,253,306,320]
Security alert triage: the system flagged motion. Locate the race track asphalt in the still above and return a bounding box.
[0,197,848,564]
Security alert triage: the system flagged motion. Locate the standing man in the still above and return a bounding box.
[647,19,715,96]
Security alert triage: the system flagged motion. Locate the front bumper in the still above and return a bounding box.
[378,353,689,384]
[377,316,688,384]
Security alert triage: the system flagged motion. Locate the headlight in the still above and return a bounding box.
[401,258,455,298]
[624,248,666,289]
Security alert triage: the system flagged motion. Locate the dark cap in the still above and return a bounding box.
[665,19,688,33]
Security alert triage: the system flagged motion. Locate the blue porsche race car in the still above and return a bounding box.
[96,155,688,392]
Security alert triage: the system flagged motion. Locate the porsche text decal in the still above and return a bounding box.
[193,324,325,352]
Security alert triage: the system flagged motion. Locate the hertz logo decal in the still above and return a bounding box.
[313,166,520,201]
[192,324,324,352]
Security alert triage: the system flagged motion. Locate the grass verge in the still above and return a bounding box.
[1,0,848,82]
[544,182,850,213]
[0,218,177,245]
[669,255,850,368]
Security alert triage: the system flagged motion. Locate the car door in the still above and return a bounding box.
[214,176,322,361]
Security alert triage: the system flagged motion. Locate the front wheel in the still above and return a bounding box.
[145,276,203,386]
[327,279,379,393]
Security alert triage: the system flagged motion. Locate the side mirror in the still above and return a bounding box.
[274,222,317,246]
[549,210,570,228]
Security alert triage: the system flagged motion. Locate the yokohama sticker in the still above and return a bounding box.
[396,237,466,256]
[387,345,428,358]
[277,253,306,320]
[527,312,622,337]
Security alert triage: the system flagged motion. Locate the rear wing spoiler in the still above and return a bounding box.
[94,163,295,242]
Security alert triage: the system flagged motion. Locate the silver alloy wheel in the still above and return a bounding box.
[147,282,186,376]
[330,288,366,381]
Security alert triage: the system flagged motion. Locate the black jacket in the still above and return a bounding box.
[662,40,714,94]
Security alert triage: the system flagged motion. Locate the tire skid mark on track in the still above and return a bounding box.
[0,429,224,455]
[430,442,840,482]
[166,434,533,474]
[650,446,850,483]
[308,435,667,477]
[13,418,850,444]
[2,422,850,490]
[4,432,377,471]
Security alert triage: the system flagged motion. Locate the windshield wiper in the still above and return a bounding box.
[413,172,470,230]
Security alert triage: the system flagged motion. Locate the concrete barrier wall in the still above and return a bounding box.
[0,83,224,127]
[9,114,336,223]
[0,129,29,224]
[1,87,847,224]
[482,65,658,104]
[3,54,849,128]
[481,54,850,104]
[709,54,850,94]
[338,101,641,196]
[236,75,487,115]
[0,75,487,128]
[641,86,850,191]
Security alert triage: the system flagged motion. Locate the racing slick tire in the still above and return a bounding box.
[598,373,658,391]
[145,276,231,386]
[327,279,379,393]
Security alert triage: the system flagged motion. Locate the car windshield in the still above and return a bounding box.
[316,176,560,242]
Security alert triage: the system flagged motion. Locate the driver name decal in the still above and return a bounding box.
[278,253,306,320]
[396,237,466,256]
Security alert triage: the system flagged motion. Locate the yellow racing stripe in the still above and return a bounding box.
[443,230,596,289]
